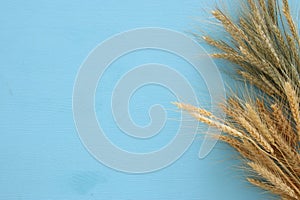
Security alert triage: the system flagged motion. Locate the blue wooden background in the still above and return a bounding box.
[1,0,299,199]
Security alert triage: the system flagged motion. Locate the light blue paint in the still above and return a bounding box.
[0,0,298,199]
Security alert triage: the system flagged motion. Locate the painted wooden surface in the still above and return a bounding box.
[0,0,298,199]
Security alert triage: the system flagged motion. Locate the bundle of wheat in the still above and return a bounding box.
[177,0,300,199]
